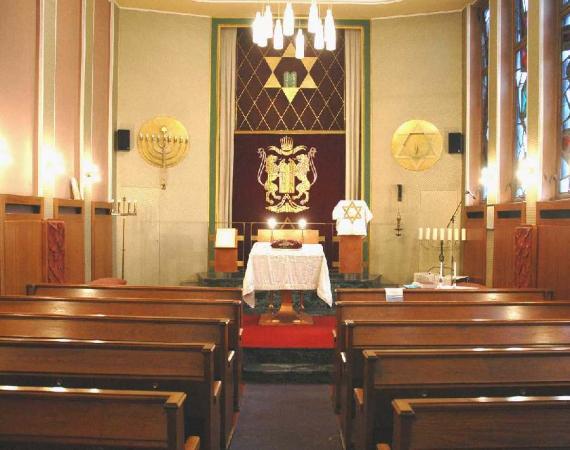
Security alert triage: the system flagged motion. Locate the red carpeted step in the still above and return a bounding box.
[242,315,336,349]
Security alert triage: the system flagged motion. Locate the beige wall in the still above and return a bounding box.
[369,12,464,285]
[115,9,211,284]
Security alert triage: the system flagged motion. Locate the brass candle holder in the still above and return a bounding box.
[111,197,138,280]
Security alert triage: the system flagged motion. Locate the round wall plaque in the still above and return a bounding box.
[391,119,443,171]
[137,116,189,168]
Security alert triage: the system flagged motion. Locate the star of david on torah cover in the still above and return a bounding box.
[257,136,318,213]
[332,200,373,236]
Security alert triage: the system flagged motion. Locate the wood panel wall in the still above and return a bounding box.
[493,202,525,287]
[91,201,113,280]
[0,195,44,294]
[53,198,85,283]
[537,199,570,299]
[462,205,487,284]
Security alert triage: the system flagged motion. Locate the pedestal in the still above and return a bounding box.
[339,235,364,273]
[259,291,314,326]
[214,247,238,273]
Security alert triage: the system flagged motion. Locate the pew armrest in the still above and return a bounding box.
[185,435,200,450]
[353,388,364,411]
[213,381,222,404]
[377,445,391,450]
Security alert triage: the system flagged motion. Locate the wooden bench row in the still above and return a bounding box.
[0,386,200,450]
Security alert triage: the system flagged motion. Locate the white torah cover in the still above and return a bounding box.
[242,242,333,308]
[332,200,373,236]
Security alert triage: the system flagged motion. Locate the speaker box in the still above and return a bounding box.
[448,132,463,154]
[116,129,130,151]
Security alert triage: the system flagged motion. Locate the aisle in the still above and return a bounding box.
[230,384,342,450]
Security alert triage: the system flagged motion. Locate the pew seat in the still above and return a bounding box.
[382,396,570,450]
[352,346,570,450]
[0,337,219,450]
[0,386,199,450]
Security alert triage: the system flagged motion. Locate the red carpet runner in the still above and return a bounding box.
[242,315,336,349]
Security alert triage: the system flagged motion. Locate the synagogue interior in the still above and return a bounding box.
[1,0,570,448]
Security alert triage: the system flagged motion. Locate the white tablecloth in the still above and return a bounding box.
[242,242,333,308]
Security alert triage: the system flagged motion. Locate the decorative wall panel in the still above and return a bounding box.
[514,225,536,288]
[236,28,345,131]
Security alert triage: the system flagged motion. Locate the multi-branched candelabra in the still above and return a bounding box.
[111,197,138,280]
[418,226,466,286]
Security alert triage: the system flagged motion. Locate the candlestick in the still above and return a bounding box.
[461,228,467,241]
[439,228,445,241]
[432,228,438,241]
[447,228,452,241]
[418,227,423,240]
[454,228,459,241]
[425,227,431,240]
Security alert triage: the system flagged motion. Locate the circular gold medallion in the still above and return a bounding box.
[137,116,189,168]
[391,120,443,171]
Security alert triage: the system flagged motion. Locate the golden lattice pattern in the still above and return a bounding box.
[236,28,345,131]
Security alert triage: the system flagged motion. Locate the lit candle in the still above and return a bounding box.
[447,228,452,241]
[454,228,459,241]
[425,228,431,240]
[461,228,467,241]
[440,228,445,241]
[418,227,423,240]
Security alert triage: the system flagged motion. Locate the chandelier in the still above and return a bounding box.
[252,1,336,58]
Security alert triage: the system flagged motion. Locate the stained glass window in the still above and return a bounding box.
[560,1,570,195]
[480,4,490,201]
[513,0,528,199]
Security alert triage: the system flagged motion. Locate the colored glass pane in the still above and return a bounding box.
[514,0,528,44]
[480,5,490,201]
[560,12,570,194]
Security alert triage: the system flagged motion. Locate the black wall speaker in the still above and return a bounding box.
[116,129,130,151]
[448,132,463,154]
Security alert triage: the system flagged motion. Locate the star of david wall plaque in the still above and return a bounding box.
[391,120,443,171]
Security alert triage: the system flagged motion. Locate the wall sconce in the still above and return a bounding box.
[394,184,403,237]
[42,145,65,179]
[83,160,102,185]
[516,156,538,191]
[267,217,277,242]
[0,138,12,167]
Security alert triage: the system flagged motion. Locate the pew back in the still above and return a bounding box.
[390,396,570,450]
[27,283,243,300]
[336,287,553,302]
[0,386,194,450]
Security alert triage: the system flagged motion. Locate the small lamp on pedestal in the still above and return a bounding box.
[267,217,277,242]
[214,228,238,273]
[298,218,307,243]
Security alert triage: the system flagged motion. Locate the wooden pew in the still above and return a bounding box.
[0,312,236,449]
[27,283,243,301]
[353,347,570,450]
[339,319,570,448]
[336,287,553,302]
[0,295,243,412]
[383,396,570,450]
[332,300,570,412]
[0,386,199,450]
[0,337,217,450]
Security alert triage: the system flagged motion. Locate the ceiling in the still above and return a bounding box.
[115,0,473,20]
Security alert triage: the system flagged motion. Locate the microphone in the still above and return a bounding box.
[465,190,477,200]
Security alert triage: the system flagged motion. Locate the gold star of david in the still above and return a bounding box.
[263,43,317,103]
[342,201,362,224]
[391,120,443,171]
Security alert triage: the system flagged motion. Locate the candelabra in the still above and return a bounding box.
[111,197,138,280]
[418,226,466,285]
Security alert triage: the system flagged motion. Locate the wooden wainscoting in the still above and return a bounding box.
[537,199,570,299]
[0,195,45,295]
[91,201,113,280]
[53,199,85,283]
[462,205,487,285]
[493,202,526,287]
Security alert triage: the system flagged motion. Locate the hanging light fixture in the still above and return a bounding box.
[252,11,262,45]
[314,19,324,50]
[324,8,336,51]
[263,4,273,39]
[273,18,284,50]
[308,0,319,34]
[283,2,295,36]
[295,29,305,59]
